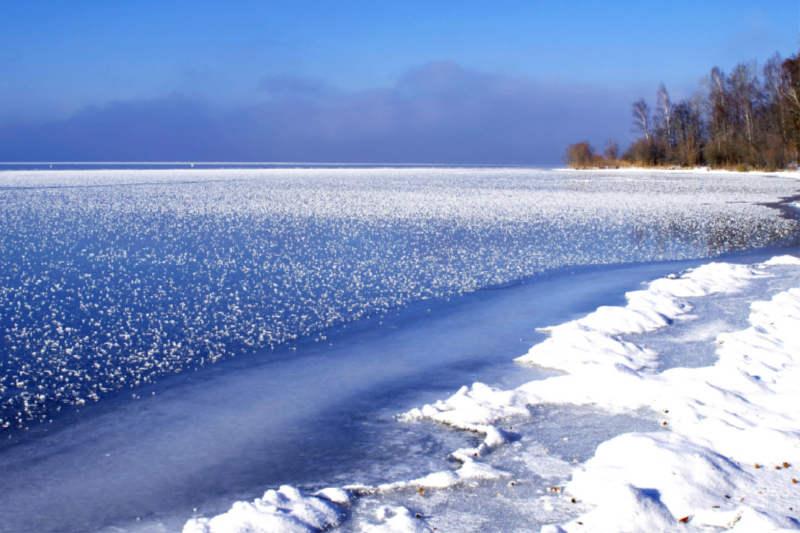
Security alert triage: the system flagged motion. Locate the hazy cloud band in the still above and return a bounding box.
[0,63,637,164]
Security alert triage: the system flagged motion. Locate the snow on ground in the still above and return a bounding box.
[183,486,351,533]
[185,255,800,533]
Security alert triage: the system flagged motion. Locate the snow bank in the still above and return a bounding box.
[182,486,349,533]
[764,255,800,266]
[515,262,764,375]
[403,256,800,532]
[183,255,800,533]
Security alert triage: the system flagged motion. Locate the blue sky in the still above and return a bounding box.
[0,1,796,163]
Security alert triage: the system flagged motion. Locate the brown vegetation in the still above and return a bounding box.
[565,50,800,171]
[563,139,630,169]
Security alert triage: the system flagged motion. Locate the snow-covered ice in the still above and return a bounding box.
[1,168,799,532]
[184,486,350,533]
[389,257,800,532]
[0,168,797,428]
[183,254,800,533]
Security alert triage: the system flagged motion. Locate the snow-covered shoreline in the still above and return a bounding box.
[184,254,800,533]
[555,166,800,178]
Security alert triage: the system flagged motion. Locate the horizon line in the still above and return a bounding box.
[0,161,560,168]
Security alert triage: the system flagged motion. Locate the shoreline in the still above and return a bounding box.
[185,252,800,533]
[2,167,799,532]
[557,166,800,178]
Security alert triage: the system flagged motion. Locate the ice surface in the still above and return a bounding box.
[625,264,800,371]
[0,168,797,429]
[337,405,660,533]
[381,256,800,532]
[3,258,693,533]
[1,168,799,532]
[182,255,800,533]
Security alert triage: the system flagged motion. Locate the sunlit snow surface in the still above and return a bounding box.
[0,168,797,428]
[183,258,800,533]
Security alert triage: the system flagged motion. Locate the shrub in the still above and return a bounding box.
[623,138,657,166]
[563,141,595,169]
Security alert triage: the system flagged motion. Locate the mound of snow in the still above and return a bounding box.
[401,258,800,531]
[183,485,348,533]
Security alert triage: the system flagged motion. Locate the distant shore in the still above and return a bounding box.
[565,49,800,174]
[557,165,800,177]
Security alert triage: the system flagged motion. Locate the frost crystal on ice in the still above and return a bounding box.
[0,168,796,428]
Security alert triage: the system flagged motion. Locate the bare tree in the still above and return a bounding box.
[603,139,620,160]
[728,60,760,151]
[701,67,731,165]
[783,55,800,120]
[672,95,704,166]
[763,54,788,135]
[654,83,673,148]
[631,99,651,140]
[758,54,792,167]
[569,49,800,170]
[782,54,800,160]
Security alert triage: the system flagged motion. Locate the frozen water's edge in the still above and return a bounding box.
[2,168,799,533]
[185,254,800,533]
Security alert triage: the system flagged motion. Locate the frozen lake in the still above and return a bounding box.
[0,167,798,532]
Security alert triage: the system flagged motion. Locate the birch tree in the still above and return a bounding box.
[654,83,674,148]
[631,99,651,140]
[728,61,759,151]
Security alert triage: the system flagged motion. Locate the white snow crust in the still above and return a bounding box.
[359,507,432,533]
[182,486,349,533]
[184,255,800,532]
[764,255,800,266]
[400,256,800,532]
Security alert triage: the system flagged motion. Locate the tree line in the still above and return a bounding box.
[564,51,800,171]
